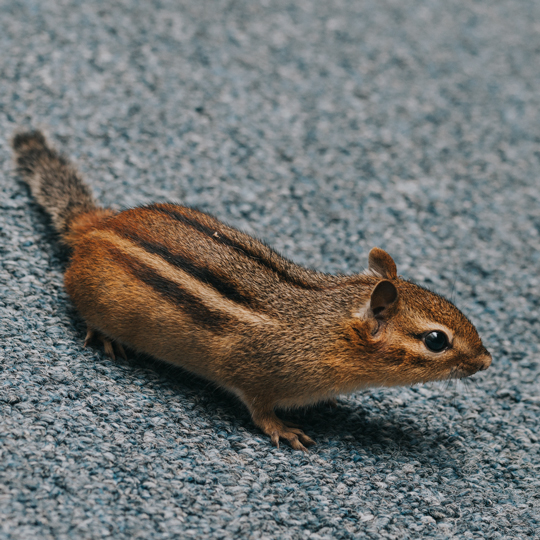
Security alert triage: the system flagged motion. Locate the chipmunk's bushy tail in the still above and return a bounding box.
[12,131,113,247]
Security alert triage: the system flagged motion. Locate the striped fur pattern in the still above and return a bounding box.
[12,131,492,451]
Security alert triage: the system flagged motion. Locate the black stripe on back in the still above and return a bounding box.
[118,229,258,308]
[147,204,323,290]
[104,243,237,333]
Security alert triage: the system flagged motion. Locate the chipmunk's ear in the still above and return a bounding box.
[370,280,398,318]
[351,279,398,337]
[367,247,397,279]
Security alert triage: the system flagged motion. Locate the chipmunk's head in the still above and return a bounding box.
[345,248,491,387]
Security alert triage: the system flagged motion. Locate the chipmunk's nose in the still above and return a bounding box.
[478,353,492,371]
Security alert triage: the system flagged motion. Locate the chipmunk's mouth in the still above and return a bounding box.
[446,367,473,380]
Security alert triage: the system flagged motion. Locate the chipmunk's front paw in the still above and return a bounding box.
[252,411,315,452]
[270,423,316,452]
[84,327,127,361]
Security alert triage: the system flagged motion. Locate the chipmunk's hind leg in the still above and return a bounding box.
[251,407,315,452]
[84,326,127,361]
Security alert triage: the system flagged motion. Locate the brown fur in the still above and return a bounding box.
[12,131,492,451]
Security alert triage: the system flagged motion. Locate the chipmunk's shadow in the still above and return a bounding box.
[22,197,73,265]
[283,403,466,475]
[289,402,437,453]
[102,345,464,472]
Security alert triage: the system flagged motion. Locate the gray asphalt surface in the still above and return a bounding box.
[1,0,540,538]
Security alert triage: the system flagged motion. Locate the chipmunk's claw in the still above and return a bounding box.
[103,339,115,360]
[84,328,95,348]
[83,326,127,361]
[116,342,128,361]
[254,411,315,452]
[282,426,315,452]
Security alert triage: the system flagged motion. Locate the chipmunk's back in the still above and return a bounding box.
[68,202,346,310]
[64,202,349,379]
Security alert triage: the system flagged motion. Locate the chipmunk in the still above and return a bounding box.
[12,131,492,451]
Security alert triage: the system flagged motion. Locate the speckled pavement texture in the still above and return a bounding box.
[1,0,540,538]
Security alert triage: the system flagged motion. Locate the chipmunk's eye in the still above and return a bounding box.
[424,331,448,352]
